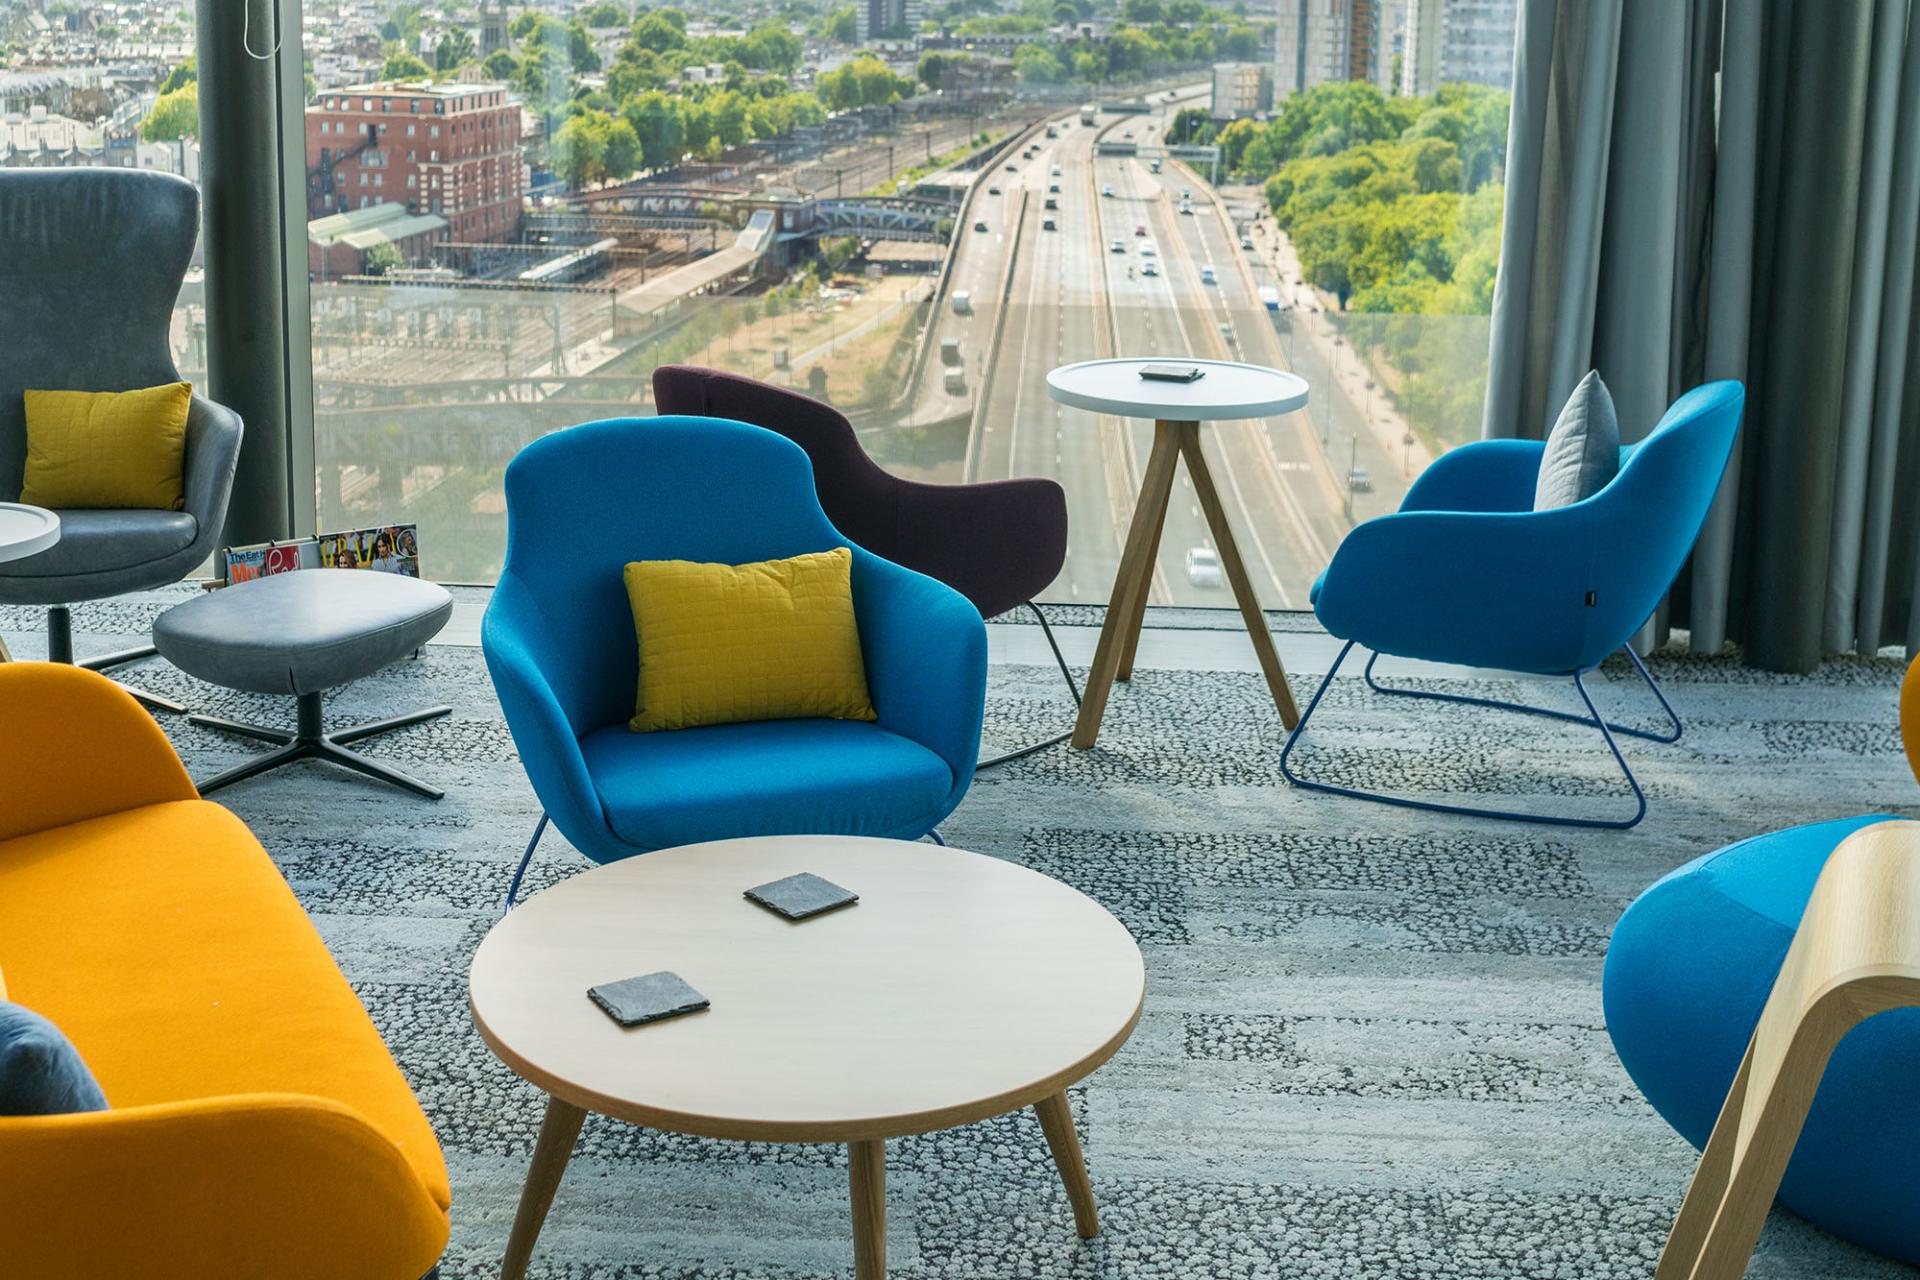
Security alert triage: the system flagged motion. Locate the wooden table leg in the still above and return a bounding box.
[1176,423,1301,729]
[1034,1091,1100,1238]
[1115,485,1165,683]
[1073,421,1183,749]
[0,632,11,662]
[501,1095,587,1280]
[849,1139,887,1280]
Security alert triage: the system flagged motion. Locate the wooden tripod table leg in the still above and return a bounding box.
[1034,1091,1100,1238]
[1073,420,1182,749]
[0,631,11,662]
[1176,422,1301,729]
[1116,461,1168,683]
[501,1095,587,1280]
[850,1139,887,1280]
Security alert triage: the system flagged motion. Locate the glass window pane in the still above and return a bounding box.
[295,0,1512,596]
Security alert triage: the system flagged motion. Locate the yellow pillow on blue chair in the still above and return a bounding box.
[20,382,192,511]
[624,546,878,732]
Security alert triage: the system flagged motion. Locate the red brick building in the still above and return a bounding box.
[306,82,524,243]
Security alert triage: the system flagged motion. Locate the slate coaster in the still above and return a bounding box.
[587,971,710,1028]
[744,872,860,921]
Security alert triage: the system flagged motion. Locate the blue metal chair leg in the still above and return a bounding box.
[1362,644,1682,743]
[1280,640,1652,830]
[927,828,947,846]
[503,813,548,915]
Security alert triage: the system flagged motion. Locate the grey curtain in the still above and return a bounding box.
[1483,0,1920,672]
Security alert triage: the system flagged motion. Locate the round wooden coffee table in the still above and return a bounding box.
[470,834,1145,1280]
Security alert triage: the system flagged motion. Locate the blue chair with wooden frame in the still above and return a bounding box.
[1279,380,1745,829]
[482,417,988,908]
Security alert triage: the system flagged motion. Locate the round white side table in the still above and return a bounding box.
[0,502,60,662]
[1045,358,1310,747]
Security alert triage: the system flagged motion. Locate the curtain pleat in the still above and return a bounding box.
[1485,0,1920,671]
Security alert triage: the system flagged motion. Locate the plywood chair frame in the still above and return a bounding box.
[1655,819,1920,1280]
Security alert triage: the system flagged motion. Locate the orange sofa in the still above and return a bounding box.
[0,664,449,1278]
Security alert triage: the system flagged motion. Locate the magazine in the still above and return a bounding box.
[317,524,421,577]
[221,523,421,583]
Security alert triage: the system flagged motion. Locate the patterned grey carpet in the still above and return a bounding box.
[7,588,1919,1279]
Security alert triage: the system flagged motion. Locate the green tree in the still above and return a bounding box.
[917,50,960,90]
[435,27,475,72]
[140,83,198,141]
[481,49,520,80]
[553,110,612,189]
[585,1,628,25]
[362,242,407,276]
[1167,106,1213,145]
[824,4,858,40]
[624,90,687,170]
[1219,22,1258,58]
[630,10,687,52]
[1013,43,1064,83]
[382,50,433,80]
[159,56,195,94]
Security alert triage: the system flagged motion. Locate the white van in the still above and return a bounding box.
[943,367,966,395]
[1200,264,1217,284]
[951,290,973,315]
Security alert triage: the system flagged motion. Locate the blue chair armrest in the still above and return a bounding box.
[481,573,614,857]
[1399,439,1545,513]
[1314,504,1609,674]
[851,548,988,791]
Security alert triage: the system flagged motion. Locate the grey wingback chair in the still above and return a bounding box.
[0,169,243,712]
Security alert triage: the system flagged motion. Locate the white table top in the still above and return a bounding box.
[468,835,1145,1143]
[0,502,59,565]
[1047,357,1310,421]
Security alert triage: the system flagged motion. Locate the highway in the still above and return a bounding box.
[963,96,1352,609]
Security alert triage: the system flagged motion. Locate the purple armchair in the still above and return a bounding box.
[651,365,1076,768]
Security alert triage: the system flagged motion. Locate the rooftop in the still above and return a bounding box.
[308,202,448,251]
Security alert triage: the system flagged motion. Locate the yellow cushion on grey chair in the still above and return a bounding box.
[152,569,452,697]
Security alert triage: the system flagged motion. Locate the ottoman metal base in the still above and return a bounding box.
[192,690,450,798]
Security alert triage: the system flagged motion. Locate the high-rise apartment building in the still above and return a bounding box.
[1273,0,1380,99]
[1400,0,1517,96]
[305,81,525,244]
[855,0,921,41]
[1212,62,1275,119]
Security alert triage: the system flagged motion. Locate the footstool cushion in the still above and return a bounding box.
[1604,814,1920,1267]
[154,569,452,696]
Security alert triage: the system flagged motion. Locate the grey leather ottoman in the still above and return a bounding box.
[153,568,454,797]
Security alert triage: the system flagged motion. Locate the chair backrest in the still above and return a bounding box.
[650,365,902,558]
[1581,380,1745,662]
[0,169,197,500]
[496,414,848,736]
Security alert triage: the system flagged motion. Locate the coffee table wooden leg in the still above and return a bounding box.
[1176,423,1301,729]
[501,1095,587,1280]
[1074,421,1183,749]
[849,1139,887,1280]
[0,631,11,662]
[1034,1091,1100,1238]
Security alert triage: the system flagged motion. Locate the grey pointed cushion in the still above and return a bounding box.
[0,1002,107,1116]
[152,568,452,696]
[1533,369,1621,510]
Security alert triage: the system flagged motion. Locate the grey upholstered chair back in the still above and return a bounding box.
[0,169,197,500]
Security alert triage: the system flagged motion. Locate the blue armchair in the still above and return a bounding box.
[483,416,987,904]
[1280,380,1745,829]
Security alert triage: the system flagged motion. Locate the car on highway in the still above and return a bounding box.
[1042,216,1058,231]
[988,185,1000,195]
[1134,224,1147,235]
[1139,240,1156,256]
[1044,196,1059,210]
[1185,547,1223,589]
[1049,182,1061,193]
[1200,263,1216,284]
[1149,158,1162,173]
[1141,259,1160,277]
[973,220,989,232]
[1181,188,1191,199]
[1123,128,1134,138]
[1179,199,1194,215]
[1005,163,1018,172]
[944,368,967,395]
[950,290,972,315]
[1347,466,1374,492]
[1101,184,1115,197]
[1109,239,1127,253]
[1051,164,1062,176]
[1240,234,1254,250]
[1046,124,1058,138]
[941,337,962,366]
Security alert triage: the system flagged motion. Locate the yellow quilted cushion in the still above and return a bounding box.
[20,381,192,511]
[625,546,878,732]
